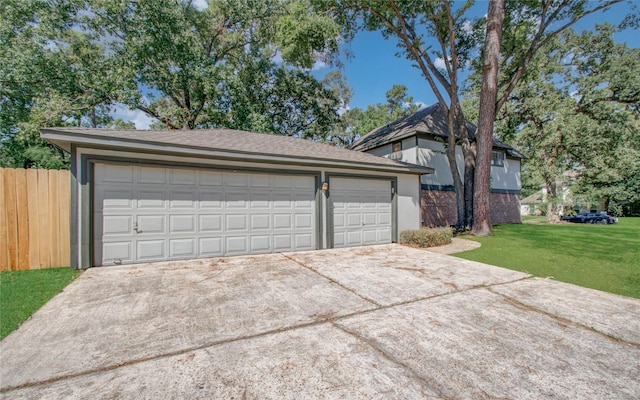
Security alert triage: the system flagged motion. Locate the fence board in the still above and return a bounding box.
[38,169,51,268]
[58,171,70,266]
[48,170,61,268]
[15,169,29,269]
[0,170,8,269]
[27,169,41,269]
[0,168,70,271]
[4,169,18,270]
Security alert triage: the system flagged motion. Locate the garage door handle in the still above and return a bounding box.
[133,222,142,233]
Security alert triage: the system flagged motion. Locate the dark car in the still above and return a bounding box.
[562,213,617,224]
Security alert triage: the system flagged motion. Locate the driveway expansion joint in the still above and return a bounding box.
[488,287,640,349]
[281,253,382,307]
[331,321,452,400]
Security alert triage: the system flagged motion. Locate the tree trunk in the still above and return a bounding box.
[446,108,465,229]
[545,180,561,223]
[472,0,505,236]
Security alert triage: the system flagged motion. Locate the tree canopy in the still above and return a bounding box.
[1,0,343,168]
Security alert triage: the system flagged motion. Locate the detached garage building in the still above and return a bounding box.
[42,128,432,268]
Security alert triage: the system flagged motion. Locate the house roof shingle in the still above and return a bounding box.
[41,127,434,174]
[349,103,525,159]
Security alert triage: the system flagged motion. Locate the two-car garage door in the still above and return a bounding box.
[93,164,395,266]
[94,164,317,266]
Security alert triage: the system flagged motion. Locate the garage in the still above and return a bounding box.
[41,127,432,268]
[329,176,393,248]
[94,163,317,266]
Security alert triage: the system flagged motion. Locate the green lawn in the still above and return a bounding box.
[0,267,82,340]
[456,217,640,299]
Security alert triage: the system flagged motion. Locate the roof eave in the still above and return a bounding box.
[41,130,433,175]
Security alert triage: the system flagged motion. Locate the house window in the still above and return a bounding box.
[392,141,402,152]
[491,151,505,167]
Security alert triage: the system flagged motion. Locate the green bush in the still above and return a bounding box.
[399,227,453,248]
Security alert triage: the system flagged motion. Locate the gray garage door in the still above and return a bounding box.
[93,163,317,266]
[330,177,393,248]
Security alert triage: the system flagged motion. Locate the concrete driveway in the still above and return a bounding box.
[1,244,639,399]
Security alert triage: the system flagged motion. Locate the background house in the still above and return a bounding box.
[350,104,524,227]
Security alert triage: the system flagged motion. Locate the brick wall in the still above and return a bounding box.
[489,192,521,224]
[420,189,521,227]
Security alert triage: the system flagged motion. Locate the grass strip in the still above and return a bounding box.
[1,268,82,340]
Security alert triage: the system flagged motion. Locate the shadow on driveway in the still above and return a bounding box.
[1,244,639,399]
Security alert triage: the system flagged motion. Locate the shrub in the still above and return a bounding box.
[399,227,453,248]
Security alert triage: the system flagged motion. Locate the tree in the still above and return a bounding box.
[1,0,345,168]
[485,25,640,221]
[83,0,341,135]
[318,0,629,234]
[1,0,129,168]
[473,0,505,235]
[317,0,478,229]
[332,84,418,146]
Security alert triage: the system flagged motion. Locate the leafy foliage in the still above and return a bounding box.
[1,0,344,167]
[331,84,418,146]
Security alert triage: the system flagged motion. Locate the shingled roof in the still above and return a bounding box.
[41,127,434,174]
[349,103,524,159]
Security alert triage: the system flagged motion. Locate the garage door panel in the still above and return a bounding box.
[294,233,313,249]
[226,236,248,254]
[378,212,391,225]
[138,215,165,234]
[378,229,391,242]
[170,169,197,185]
[362,230,378,244]
[102,242,132,263]
[347,214,361,227]
[138,167,166,184]
[95,164,316,265]
[226,214,247,231]
[137,191,166,209]
[169,238,196,258]
[273,214,292,229]
[362,213,377,225]
[198,237,223,256]
[199,192,223,209]
[294,214,313,229]
[103,215,132,235]
[170,215,195,233]
[250,236,271,252]
[346,231,362,246]
[97,164,134,183]
[226,192,249,209]
[199,215,222,232]
[169,191,196,209]
[250,214,270,230]
[137,240,165,260]
[224,173,248,187]
[273,235,292,251]
[273,194,293,209]
[250,192,271,208]
[101,190,134,209]
[199,170,223,186]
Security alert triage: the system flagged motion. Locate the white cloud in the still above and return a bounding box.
[434,57,447,70]
[414,101,428,110]
[462,20,473,35]
[312,59,327,71]
[112,103,156,130]
[192,0,208,10]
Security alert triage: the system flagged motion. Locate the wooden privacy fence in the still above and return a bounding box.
[0,168,70,271]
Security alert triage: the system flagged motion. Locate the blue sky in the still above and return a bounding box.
[315,1,638,111]
[117,1,638,128]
